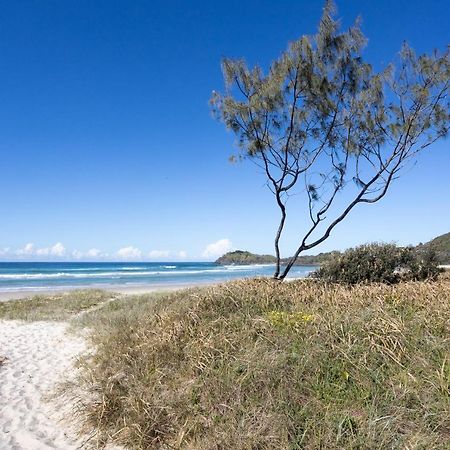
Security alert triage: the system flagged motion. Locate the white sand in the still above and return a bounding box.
[0,320,86,450]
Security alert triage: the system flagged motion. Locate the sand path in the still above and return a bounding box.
[0,320,86,449]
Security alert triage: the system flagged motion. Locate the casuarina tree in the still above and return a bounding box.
[211,1,449,279]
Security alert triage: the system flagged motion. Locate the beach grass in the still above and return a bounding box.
[69,277,450,449]
[71,290,168,329]
[0,289,116,321]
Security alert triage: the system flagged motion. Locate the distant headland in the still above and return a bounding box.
[215,232,450,266]
[215,250,336,266]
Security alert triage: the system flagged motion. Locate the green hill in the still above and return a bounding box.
[421,231,450,264]
[215,250,277,265]
[215,250,336,266]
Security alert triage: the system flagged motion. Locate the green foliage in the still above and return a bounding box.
[409,246,444,280]
[215,250,277,265]
[314,243,443,284]
[266,310,314,332]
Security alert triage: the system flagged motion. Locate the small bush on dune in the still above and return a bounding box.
[73,278,450,449]
[313,243,443,284]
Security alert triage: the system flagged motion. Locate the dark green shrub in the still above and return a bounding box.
[408,246,443,281]
[313,243,442,284]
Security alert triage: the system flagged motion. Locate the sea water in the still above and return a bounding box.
[0,262,317,293]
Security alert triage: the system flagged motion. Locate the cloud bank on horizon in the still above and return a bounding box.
[0,239,233,261]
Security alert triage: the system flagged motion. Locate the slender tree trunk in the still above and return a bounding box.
[278,257,296,280]
[273,195,287,279]
[278,248,303,280]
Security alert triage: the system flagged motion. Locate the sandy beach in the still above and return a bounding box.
[0,320,86,449]
[0,284,210,449]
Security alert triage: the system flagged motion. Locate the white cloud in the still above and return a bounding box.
[149,250,170,259]
[202,238,233,258]
[86,248,102,258]
[35,242,66,257]
[72,248,104,260]
[16,243,35,256]
[16,242,66,258]
[1,243,189,261]
[117,246,142,260]
[1,243,110,261]
[51,242,65,256]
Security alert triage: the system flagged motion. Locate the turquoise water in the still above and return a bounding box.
[0,262,317,293]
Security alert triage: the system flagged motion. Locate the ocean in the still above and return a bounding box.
[0,262,317,294]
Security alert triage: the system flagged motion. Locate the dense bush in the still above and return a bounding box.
[313,243,442,284]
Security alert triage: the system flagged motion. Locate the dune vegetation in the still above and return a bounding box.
[66,276,450,449]
[0,289,115,322]
[1,274,448,448]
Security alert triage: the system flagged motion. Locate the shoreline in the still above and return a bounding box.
[1,265,447,302]
[0,276,307,302]
[0,262,319,302]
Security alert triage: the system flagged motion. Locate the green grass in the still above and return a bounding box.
[71,290,168,329]
[0,289,116,321]
[68,278,450,449]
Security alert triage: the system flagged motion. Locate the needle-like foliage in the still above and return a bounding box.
[212,1,450,279]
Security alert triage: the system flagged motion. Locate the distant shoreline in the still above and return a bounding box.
[0,261,316,301]
[0,273,314,302]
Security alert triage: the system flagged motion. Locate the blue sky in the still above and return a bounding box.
[0,0,448,261]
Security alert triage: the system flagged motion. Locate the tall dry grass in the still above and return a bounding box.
[73,278,450,449]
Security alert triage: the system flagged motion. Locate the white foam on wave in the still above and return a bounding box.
[0,263,287,286]
[51,266,111,271]
[0,267,262,280]
[0,272,124,280]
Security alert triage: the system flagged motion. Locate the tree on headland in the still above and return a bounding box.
[211,1,449,280]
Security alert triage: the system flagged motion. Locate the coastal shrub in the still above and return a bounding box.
[313,243,442,284]
[409,246,444,280]
[71,277,450,449]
